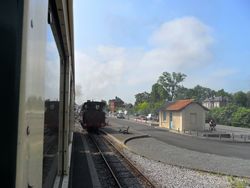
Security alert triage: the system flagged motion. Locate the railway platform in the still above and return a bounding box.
[69,123,154,187]
[101,122,250,178]
[102,124,149,145]
[69,131,101,188]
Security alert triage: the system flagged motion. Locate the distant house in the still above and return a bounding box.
[109,99,116,112]
[108,97,124,112]
[159,99,208,131]
[202,96,228,109]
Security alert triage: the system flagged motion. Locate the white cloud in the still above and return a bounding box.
[75,16,216,104]
[146,16,214,69]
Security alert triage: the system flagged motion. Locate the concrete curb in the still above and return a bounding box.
[100,129,150,145]
[124,135,150,145]
[99,129,126,148]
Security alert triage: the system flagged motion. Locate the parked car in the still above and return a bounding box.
[151,115,159,122]
[146,113,152,120]
[117,113,125,119]
[139,115,147,120]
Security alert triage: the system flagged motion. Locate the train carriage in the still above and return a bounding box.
[1,0,75,187]
[80,101,106,131]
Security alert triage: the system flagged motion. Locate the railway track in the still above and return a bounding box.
[42,129,58,187]
[83,132,156,188]
[43,130,58,156]
[102,133,157,188]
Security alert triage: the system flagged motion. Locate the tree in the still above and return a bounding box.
[150,83,168,102]
[208,104,238,126]
[150,100,165,115]
[216,89,230,97]
[134,92,151,105]
[115,96,124,105]
[233,91,247,107]
[175,87,191,100]
[231,107,250,127]
[191,85,216,102]
[135,102,150,115]
[246,91,250,108]
[157,72,186,101]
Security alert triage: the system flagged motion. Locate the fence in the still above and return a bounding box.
[183,129,250,142]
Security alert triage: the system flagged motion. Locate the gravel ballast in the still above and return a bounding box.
[123,149,249,188]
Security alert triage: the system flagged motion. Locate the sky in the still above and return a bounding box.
[68,0,250,104]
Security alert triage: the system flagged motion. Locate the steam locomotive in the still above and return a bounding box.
[80,101,106,131]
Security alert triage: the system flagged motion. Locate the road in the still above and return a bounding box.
[108,117,250,160]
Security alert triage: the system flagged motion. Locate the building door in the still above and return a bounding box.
[190,113,197,127]
[169,112,173,129]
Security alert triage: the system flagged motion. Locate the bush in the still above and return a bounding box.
[231,107,250,128]
[208,104,238,125]
[207,104,250,128]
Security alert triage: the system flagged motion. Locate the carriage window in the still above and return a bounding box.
[74,1,250,186]
[42,24,60,187]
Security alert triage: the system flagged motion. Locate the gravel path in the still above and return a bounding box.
[123,149,249,188]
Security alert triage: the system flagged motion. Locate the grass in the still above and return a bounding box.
[227,176,249,188]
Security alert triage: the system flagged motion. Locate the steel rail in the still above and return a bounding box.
[89,134,123,188]
[102,133,156,188]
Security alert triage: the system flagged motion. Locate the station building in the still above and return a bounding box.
[159,99,208,131]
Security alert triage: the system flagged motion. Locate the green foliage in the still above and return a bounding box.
[247,91,250,108]
[151,83,168,102]
[133,70,250,128]
[175,87,191,100]
[150,100,165,114]
[192,85,216,102]
[216,89,232,99]
[135,92,151,105]
[135,102,150,115]
[208,104,250,128]
[158,72,186,101]
[176,85,231,103]
[233,91,247,107]
[208,104,238,125]
[231,107,250,127]
[227,176,249,188]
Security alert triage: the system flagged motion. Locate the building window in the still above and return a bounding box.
[163,111,167,121]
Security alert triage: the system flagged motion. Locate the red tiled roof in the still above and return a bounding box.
[166,99,194,111]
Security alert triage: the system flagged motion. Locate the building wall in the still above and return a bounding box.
[159,111,169,128]
[202,100,227,109]
[109,101,116,112]
[182,103,205,131]
[202,101,214,109]
[202,101,210,109]
[159,111,182,130]
[172,112,182,131]
[159,111,162,125]
[214,101,220,108]
[159,103,206,131]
